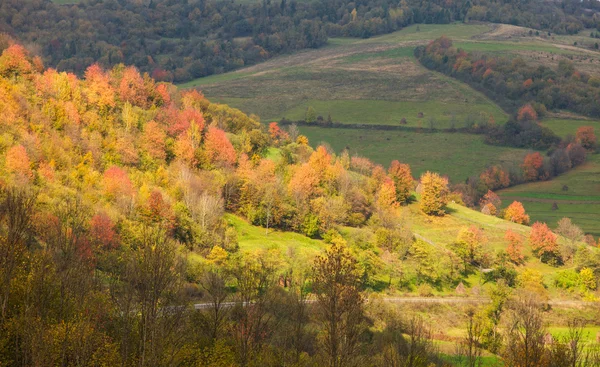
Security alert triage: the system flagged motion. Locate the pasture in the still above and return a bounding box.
[300,126,529,182]
[498,154,600,236]
[188,23,508,128]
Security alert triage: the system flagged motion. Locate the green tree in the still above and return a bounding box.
[305,106,317,123]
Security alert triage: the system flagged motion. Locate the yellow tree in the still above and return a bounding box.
[388,160,413,204]
[419,171,449,216]
[503,201,530,225]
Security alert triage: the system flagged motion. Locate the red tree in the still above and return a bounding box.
[0,44,33,77]
[521,152,544,181]
[103,166,134,199]
[517,104,538,122]
[505,229,524,264]
[90,212,118,249]
[269,122,290,145]
[479,166,510,190]
[118,66,147,107]
[164,107,205,137]
[529,222,559,262]
[576,126,597,151]
[204,126,236,166]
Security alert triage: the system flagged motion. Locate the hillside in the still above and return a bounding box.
[187,22,600,235]
[3,35,600,365]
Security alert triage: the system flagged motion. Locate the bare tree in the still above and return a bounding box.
[199,269,231,341]
[312,242,365,367]
[547,319,588,367]
[0,188,35,320]
[229,256,276,366]
[502,293,547,367]
[456,309,484,367]
[113,226,187,366]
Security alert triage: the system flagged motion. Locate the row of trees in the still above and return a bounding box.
[1,0,599,82]
[417,37,600,119]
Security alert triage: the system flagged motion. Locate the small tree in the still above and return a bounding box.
[505,230,525,265]
[517,104,538,122]
[419,171,449,216]
[388,160,413,204]
[503,201,530,225]
[502,294,547,367]
[529,222,560,264]
[305,106,316,123]
[451,226,487,271]
[556,217,584,245]
[521,152,544,182]
[576,126,597,151]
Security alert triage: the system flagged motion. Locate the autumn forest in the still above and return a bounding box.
[1,0,600,366]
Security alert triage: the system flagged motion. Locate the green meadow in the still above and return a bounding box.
[299,126,529,182]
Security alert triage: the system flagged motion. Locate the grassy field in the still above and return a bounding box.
[498,154,600,236]
[300,126,529,182]
[186,23,508,128]
[540,118,600,138]
[226,213,324,257]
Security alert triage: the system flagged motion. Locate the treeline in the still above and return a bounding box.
[416,37,600,118]
[1,0,599,83]
[457,124,595,208]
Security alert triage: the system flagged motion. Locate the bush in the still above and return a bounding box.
[417,284,434,297]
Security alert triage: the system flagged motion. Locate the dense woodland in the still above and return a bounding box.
[1,0,599,82]
[2,39,600,366]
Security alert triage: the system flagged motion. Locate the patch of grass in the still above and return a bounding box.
[360,23,493,43]
[178,71,255,89]
[341,46,416,63]
[548,326,600,343]
[299,126,529,182]
[283,99,505,128]
[541,118,600,138]
[498,155,600,236]
[183,23,507,130]
[454,41,564,54]
[225,214,325,265]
